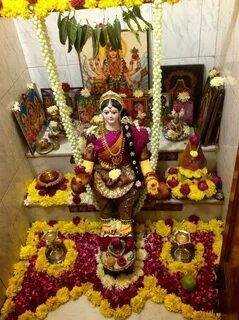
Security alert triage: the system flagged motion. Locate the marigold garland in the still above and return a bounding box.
[1,218,223,320]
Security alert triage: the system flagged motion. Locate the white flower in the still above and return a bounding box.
[121,116,129,124]
[80,88,90,98]
[177,91,190,103]
[208,69,219,78]
[49,120,58,128]
[135,180,142,187]
[27,83,34,90]
[133,90,144,98]
[80,191,94,204]
[12,101,20,112]
[109,169,121,181]
[85,125,99,136]
[210,76,224,87]
[47,105,58,114]
[148,88,154,96]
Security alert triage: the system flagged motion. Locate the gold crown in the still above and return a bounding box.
[99,90,123,109]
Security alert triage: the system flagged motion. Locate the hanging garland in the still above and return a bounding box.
[32,15,82,165]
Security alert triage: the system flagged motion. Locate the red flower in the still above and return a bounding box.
[168,167,178,175]
[111,237,121,249]
[164,219,173,228]
[71,0,85,9]
[188,215,200,224]
[211,175,222,186]
[180,183,190,195]
[48,189,56,197]
[48,220,57,226]
[74,165,85,174]
[125,238,135,251]
[38,189,47,196]
[117,256,127,267]
[73,194,81,204]
[189,134,200,146]
[73,217,81,225]
[167,177,179,188]
[62,82,70,92]
[198,180,208,191]
[59,184,67,190]
[27,0,37,3]
[0,0,3,9]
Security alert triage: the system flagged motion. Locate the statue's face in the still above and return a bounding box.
[102,104,120,127]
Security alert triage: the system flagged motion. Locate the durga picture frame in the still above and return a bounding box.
[79,30,150,95]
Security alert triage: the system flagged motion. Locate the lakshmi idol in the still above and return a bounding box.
[74,90,168,237]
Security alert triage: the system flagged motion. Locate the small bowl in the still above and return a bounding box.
[36,169,64,188]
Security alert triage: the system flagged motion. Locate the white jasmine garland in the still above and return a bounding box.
[135,0,163,214]
[32,16,82,164]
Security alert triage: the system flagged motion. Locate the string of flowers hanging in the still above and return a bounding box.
[32,15,82,165]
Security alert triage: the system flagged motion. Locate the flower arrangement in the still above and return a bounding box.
[210,76,225,88]
[1,217,222,320]
[0,0,185,18]
[166,166,221,201]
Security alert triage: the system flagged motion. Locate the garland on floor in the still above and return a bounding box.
[1,217,223,320]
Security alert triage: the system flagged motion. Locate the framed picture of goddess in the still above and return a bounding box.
[79,31,150,95]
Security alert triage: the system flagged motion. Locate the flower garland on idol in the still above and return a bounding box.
[1,217,222,320]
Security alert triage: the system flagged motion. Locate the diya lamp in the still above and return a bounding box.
[43,230,66,264]
[171,230,194,263]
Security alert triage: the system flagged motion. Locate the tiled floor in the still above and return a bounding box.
[46,296,185,320]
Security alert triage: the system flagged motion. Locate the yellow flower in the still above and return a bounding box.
[80,88,91,98]
[1,299,15,317]
[35,304,49,319]
[181,303,195,319]
[27,173,74,207]
[177,91,190,103]
[98,0,122,8]
[164,294,182,313]
[203,179,216,198]
[188,185,205,201]
[192,310,221,320]
[35,239,78,277]
[84,0,98,8]
[133,89,144,98]
[210,76,224,87]
[100,299,114,318]
[56,287,70,304]
[18,310,37,320]
[114,304,132,320]
[130,293,145,313]
[155,221,171,237]
[162,0,182,4]
[85,289,103,306]
[143,275,157,289]
[178,167,208,179]
[174,221,197,234]
[45,296,61,311]
[109,169,121,181]
[70,286,83,299]
[171,185,184,199]
[20,245,37,260]
[209,69,219,78]
[0,0,31,19]
[151,286,167,304]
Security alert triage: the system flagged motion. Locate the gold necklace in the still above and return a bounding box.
[101,126,125,166]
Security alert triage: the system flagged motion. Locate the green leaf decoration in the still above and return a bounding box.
[99,26,108,47]
[74,24,83,52]
[92,27,101,58]
[59,16,68,45]
[57,13,62,29]
[107,23,119,50]
[80,25,92,51]
[67,16,77,45]
[180,174,187,182]
[129,11,143,32]
[113,18,122,50]
[68,40,73,53]
[132,6,153,29]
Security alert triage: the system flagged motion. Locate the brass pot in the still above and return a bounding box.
[71,176,86,194]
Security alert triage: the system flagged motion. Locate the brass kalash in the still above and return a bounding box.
[171,230,195,263]
[43,230,66,264]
